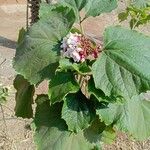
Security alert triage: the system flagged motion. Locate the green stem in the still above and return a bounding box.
[131,13,141,30]
[79,16,84,34]
[79,22,84,34]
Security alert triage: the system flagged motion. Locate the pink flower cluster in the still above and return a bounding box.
[61,32,101,63]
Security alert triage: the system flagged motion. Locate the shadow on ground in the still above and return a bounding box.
[0,36,16,49]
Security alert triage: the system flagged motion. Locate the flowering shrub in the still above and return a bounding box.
[13,0,150,150]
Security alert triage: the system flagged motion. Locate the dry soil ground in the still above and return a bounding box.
[0,0,150,150]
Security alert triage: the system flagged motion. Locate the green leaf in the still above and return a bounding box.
[84,0,117,17]
[60,0,88,11]
[14,75,35,118]
[97,93,150,140]
[0,85,8,104]
[101,126,116,144]
[84,117,116,145]
[13,5,76,84]
[62,91,95,132]
[59,58,91,75]
[39,3,55,18]
[34,95,96,150]
[88,78,107,102]
[60,0,117,18]
[92,26,150,99]
[48,71,80,103]
[17,28,26,44]
[118,12,128,22]
[130,18,137,29]
[84,117,105,145]
[126,6,150,28]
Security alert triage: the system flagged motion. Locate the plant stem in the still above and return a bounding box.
[79,16,84,34]
[79,22,84,34]
[80,17,87,24]
[131,13,141,30]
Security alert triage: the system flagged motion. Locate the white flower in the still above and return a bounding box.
[71,51,81,62]
[61,32,86,62]
[61,42,67,49]
[77,47,83,52]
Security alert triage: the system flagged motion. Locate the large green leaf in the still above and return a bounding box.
[84,0,117,17]
[92,26,150,99]
[62,91,95,132]
[97,93,150,140]
[48,71,80,103]
[34,95,96,150]
[14,75,35,118]
[13,5,76,84]
[60,0,117,18]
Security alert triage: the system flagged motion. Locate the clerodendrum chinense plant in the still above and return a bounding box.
[13,0,150,149]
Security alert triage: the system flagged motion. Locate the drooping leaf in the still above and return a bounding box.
[34,95,96,150]
[13,5,76,84]
[62,91,95,132]
[14,75,35,118]
[97,93,150,140]
[48,71,80,103]
[92,26,150,99]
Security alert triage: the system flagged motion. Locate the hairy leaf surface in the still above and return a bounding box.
[97,94,150,140]
[62,91,95,132]
[60,0,117,18]
[48,72,80,103]
[34,95,96,150]
[92,26,150,99]
[85,0,117,17]
[13,5,75,84]
[60,0,88,11]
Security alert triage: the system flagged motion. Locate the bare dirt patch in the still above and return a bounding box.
[0,0,25,5]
